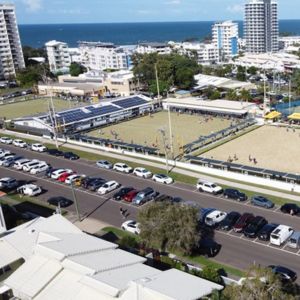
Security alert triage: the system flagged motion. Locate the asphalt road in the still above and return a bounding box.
[1,143,300,281]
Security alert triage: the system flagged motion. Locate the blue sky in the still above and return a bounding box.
[13,0,299,24]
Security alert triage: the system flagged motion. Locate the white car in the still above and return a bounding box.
[133,167,152,178]
[31,143,47,152]
[13,139,27,148]
[23,160,41,172]
[0,155,14,166]
[17,184,42,196]
[0,137,12,144]
[113,163,133,174]
[13,158,31,170]
[152,174,174,184]
[30,162,49,174]
[65,174,85,185]
[97,180,120,195]
[121,220,141,235]
[197,180,223,194]
[51,169,73,180]
[205,210,227,227]
[0,149,10,158]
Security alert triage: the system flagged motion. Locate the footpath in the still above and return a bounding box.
[1,129,300,202]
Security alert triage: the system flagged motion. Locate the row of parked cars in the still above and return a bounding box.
[200,208,300,249]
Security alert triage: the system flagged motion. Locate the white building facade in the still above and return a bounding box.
[79,42,130,71]
[212,21,239,60]
[135,43,172,55]
[45,40,71,73]
[0,4,25,79]
[244,0,279,53]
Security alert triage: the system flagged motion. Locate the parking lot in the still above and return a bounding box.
[1,141,300,282]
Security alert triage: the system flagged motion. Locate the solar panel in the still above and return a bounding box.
[114,97,148,109]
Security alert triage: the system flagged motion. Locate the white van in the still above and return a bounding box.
[23,160,41,172]
[287,231,300,249]
[30,162,49,174]
[270,225,294,246]
[205,210,227,227]
[13,159,31,170]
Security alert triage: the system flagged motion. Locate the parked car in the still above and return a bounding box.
[0,149,10,158]
[87,178,106,191]
[45,167,59,178]
[287,231,300,249]
[47,148,64,156]
[121,220,140,235]
[13,139,27,148]
[0,136,12,144]
[23,160,41,172]
[251,195,274,208]
[197,180,223,194]
[243,216,268,238]
[47,196,73,208]
[268,265,297,283]
[17,184,42,196]
[0,177,18,190]
[58,172,76,183]
[197,238,222,257]
[270,225,294,246]
[223,189,247,202]
[1,155,23,167]
[233,213,255,233]
[96,160,113,169]
[113,187,134,201]
[204,210,227,227]
[280,203,300,215]
[30,162,50,174]
[123,189,139,203]
[13,158,31,170]
[51,169,73,180]
[113,163,133,173]
[132,187,159,205]
[0,155,15,166]
[97,180,120,195]
[133,167,152,178]
[258,223,279,241]
[64,152,79,160]
[152,174,174,184]
[65,174,85,185]
[31,143,47,152]
[218,211,241,231]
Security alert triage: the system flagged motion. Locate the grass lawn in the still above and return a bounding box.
[87,112,232,156]
[0,98,82,119]
[205,125,300,174]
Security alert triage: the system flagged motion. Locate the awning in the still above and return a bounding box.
[264,111,281,119]
[288,113,300,120]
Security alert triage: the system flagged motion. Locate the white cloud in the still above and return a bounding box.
[22,0,42,12]
[227,4,243,13]
[165,0,181,5]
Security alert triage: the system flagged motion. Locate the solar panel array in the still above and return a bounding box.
[114,97,148,109]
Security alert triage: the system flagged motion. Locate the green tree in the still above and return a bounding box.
[209,90,221,100]
[137,202,200,255]
[248,66,258,75]
[69,62,87,77]
[222,265,296,300]
[239,89,252,102]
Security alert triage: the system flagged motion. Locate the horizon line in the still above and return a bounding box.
[18,18,300,26]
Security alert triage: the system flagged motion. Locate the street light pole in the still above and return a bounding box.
[71,182,81,222]
[167,99,174,159]
[155,63,161,106]
[158,128,169,174]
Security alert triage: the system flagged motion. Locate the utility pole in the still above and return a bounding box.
[158,128,169,174]
[71,182,81,222]
[167,99,174,159]
[155,63,161,106]
[289,76,292,116]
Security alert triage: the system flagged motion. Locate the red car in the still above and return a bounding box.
[233,213,254,233]
[58,172,75,183]
[123,189,139,203]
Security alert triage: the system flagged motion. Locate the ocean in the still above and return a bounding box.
[19,20,300,48]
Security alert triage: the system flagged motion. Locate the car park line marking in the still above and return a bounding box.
[297,249,300,255]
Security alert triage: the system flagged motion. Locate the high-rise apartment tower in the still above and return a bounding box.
[244,0,279,53]
[0,4,25,79]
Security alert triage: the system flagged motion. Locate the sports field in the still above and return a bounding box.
[87,111,232,156]
[0,98,81,119]
[204,125,300,174]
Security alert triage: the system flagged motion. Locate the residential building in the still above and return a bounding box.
[135,42,172,55]
[0,4,25,79]
[212,21,239,60]
[45,40,71,73]
[170,42,219,65]
[279,36,300,50]
[244,0,279,53]
[79,41,130,71]
[0,214,223,300]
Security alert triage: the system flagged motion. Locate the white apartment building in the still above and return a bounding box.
[0,4,25,79]
[45,40,71,73]
[279,36,300,49]
[212,21,239,60]
[244,0,279,53]
[171,42,219,65]
[135,42,172,55]
[79,41,129,71]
